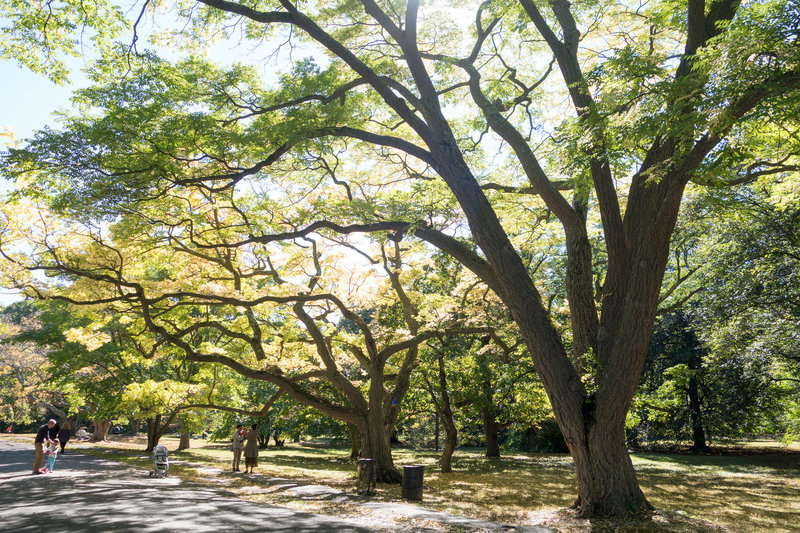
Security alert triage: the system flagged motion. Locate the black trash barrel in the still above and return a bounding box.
[401,464,425,500]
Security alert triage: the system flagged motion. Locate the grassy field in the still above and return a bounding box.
[5,433,799,532]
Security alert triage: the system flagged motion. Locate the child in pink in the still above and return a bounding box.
[40,440,59,473]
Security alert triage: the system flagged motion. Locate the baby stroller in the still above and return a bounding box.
[149,444,169,478]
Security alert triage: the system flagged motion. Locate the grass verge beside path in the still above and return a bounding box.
[3,434,798,532]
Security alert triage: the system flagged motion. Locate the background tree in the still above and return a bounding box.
[0,302,52,426]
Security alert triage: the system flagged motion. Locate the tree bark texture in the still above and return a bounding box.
[348,423,361,460]
[362,366,401,483]
[433,354,457,473]
[483,406,500,458]
[145,412,177,452]
[359,419,400,483]
[434,412,440,452]
[92,419,111,442]
[477,355,500,458]
[688,375,708,452]
[178,429,190,450]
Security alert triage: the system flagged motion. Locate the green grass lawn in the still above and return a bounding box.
[133,437,800,532]
[5,433,798,532]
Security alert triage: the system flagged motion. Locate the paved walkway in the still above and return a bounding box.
[0,440,551,533]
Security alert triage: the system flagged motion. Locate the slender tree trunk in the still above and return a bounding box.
[687,375,708,451]
[478,357,499,458]
[483,405,500,458]
[178,428,190,450]
[145,416,160,452]
[430,354,457,473]
[441,419,457,474]
[434,412,440,452]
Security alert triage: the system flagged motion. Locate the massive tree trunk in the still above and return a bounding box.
[66,414,78,433]
[568,418,651,517]
[92,419,111,442]
[421,136,685,516]
[361,367,401,483]
[359,418,400,483]
[145,416,160,452]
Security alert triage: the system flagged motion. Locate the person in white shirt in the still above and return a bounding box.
[231,424,245,472]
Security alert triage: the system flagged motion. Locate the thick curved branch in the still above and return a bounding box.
[171,219,505,298]
[481,181,571,194]
[222,78,371,125]
[378,326,494,363]
[186,389,284,417]
[292,302,370,411]
[174,126,432,190]
[142,308,364,424]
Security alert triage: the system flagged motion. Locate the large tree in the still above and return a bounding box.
[2,0,799,518]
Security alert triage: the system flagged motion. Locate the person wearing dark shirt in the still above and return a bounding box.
[48,421,60,441]
[58,423,72,453]
[32,419,56,474]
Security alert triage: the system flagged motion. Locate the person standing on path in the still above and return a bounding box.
[58,422,71,453]
[47,420,60,442]
[231,424,245,472]
[32,419,56,474]
[243,424,259,474]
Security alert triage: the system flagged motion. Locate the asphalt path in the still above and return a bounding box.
[0,440,374,533]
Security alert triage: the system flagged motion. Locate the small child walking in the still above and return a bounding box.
[40,440,60,473]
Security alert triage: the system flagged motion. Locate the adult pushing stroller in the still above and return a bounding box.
[149,444,169,478]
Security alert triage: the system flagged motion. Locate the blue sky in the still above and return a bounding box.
[1,59,80,306]
[1,60,80,152]
[0,16,316,307]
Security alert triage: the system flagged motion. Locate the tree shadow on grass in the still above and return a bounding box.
[636,453,800,532]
